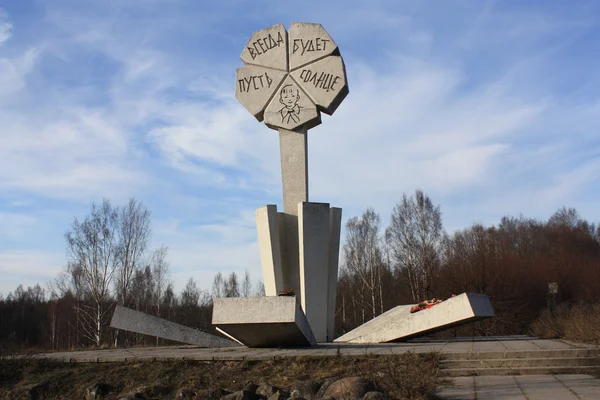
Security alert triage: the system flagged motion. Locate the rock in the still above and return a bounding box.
[87,382,112,399]
[361,392,388,400]
[323,377,376,400]
[27,381,50,400]
[118,394,146,400]
[221,390,256,400]
[212,388,233,399]
[135,384,172,397]
[314,378,338,399]
[267,390,290,400]
[177,388,197,398]
[244,382,259,394]
[292,380,321,400]
[256,383,279,398]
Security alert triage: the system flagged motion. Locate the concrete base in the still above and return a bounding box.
[255,202,342,343]
[212,296,316,347]
[110,305,237,347]
[335,293,494,343]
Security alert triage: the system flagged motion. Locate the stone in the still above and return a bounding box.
[110,305,237,347]
[264,76,321,131]
[87,382,112,399]
[256,383,279,398]
[334,293,495,343]
[323,377,376,400]
[267,390,290,400]
[315,378,339,399]
[290,56,348,115]
[292,380,321,400]
[177,389,197,398]
[212,389,233,399]
[243,382,259,394]
[256,205,285,296]
[27,381,50,400]
[240,24,288,71]
[212,296,316,347]
[288,22,338,70]
[221,390,256,400]
[236,65,287,121]
[361,392,387,400]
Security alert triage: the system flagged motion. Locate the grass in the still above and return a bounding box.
[0,351,445,399]
[530,303,600,344]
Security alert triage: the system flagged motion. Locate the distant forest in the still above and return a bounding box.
[1,192,599,351]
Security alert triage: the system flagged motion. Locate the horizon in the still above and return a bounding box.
[1,0,600,296]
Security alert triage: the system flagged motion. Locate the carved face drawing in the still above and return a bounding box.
[279,85,299,109]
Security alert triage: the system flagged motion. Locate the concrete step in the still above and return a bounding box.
[442,348,598,360]
[442,356,600,369]
[441,365,600,377]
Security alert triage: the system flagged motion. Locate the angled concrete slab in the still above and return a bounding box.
[212,296,316,347]
[110,305,237,347]
[335,293,494,343]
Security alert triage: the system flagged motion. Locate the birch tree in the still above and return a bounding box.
[343,208,385,320]
[65,199,118,347]
[386,190,444,302]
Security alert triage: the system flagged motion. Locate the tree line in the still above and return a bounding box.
[1,192,599,350]
[0,198,263,351]
[336,190,600,337]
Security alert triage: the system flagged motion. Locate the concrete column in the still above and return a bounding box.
[327,207,342,342]
[256,205,284,296]
[298,202,331,343]
[279,212,301,300]
[278,127,308,299]
[279,128,308,215]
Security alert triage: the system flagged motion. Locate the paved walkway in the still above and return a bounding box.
[435,374,600,399]
[41,336,594,362]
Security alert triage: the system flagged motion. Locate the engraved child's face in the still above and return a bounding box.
[280,85,299,108]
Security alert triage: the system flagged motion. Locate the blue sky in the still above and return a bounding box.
[1,0,600,296]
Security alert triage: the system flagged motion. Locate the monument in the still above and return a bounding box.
[212,22,348,346]
[110,22,494,349]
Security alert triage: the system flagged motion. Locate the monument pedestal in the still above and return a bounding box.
[212,296,316,347]
[214,201,342,346]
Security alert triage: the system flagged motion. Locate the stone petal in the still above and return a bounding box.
[291,56,348,115]
[264,76,321,131]
[235,65,287,121]
[288,22,338,71]
[240,24,288,71]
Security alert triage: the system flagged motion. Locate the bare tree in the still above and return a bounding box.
[115,198,151,308]
[212,272,224,298]
[386,190,444,302]
[242,270,252,297]
[180,278,200,308]
[224,272,240,298]
[343,208,385,320]
[151,246,170,318]
[254,281,265,296]
[65,199,118,347]
[113,198,151,346]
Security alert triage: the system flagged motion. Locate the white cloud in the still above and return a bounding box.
[0,213,37,240]
[0,251,64,295]
[0,10,11,46]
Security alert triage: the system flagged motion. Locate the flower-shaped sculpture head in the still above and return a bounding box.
[235,23,349,131]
